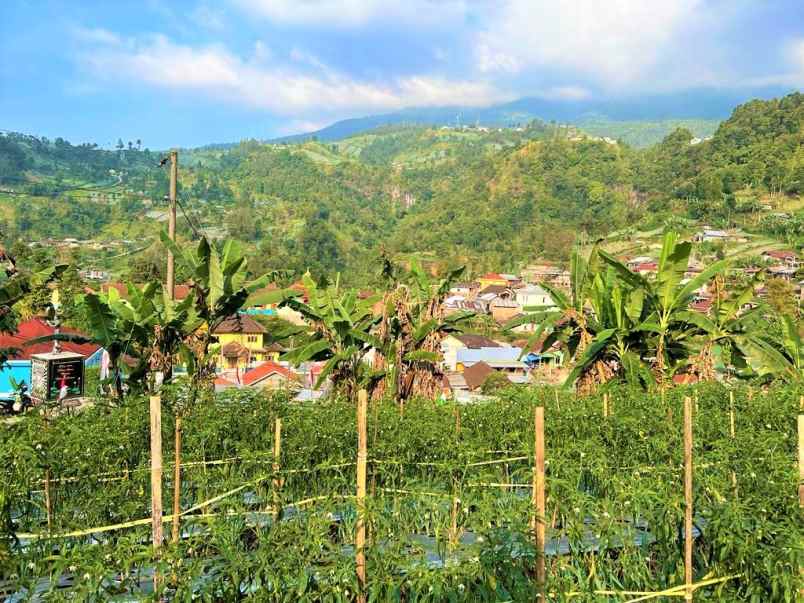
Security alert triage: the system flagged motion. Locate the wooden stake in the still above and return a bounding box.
[554,388,560,412]
[532,406,546,598]
[44,468,52,533]
[602,393,608,418]
[171,414,182,543]
[728,391,735,438]
[798,413,804,509]
[729,391,737,497]
[356,390,368,603]
[272,417,282,520]
[454,405,461,435]
[683,396,693,602]
[149,395,164,593]
[449,478,460,548]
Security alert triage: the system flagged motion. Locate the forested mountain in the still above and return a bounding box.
[1,93,801,284]
[269,86,793,147]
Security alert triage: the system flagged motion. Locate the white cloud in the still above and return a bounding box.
[277,119,331,135]
[191,5,227,31]
[474,0,703,87]
[76,34,508,118]
[540,86,591,101]
[231,0,468,28]
[740,38,804,88]
[785,38,804,84]
[72,26,123,46]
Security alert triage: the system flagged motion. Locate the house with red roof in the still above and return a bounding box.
[215,361,299,391]
[762,250,799,268]
[0,318,103,399]
[0,318,101,361]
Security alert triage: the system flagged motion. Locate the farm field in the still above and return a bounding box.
[1,383,800,601]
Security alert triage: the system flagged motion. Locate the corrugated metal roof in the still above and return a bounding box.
[457,347,522,364]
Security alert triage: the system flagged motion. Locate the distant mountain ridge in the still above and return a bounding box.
[270,85,794,147]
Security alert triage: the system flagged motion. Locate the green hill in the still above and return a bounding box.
[2,93,801,285]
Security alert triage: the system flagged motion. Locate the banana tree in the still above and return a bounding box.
[735,313,803,382]
[564,266,655,393]
[674,277,762,380]
[507,246,617,392]
[279,273,382,400]
[507,246,599,364]
[375,259,474,403]
[159,233,270,387]
[27,283,161,398]
[599,231,730,383]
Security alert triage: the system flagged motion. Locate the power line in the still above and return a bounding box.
[176,195,202,238]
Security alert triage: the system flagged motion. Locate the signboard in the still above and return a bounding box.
[31,352,85,403]
[48,357,84,399]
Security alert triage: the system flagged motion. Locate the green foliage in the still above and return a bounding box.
[479,370,510,394]
[0,383,800,600]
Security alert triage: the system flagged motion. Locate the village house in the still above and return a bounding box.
[694,229,730,243]
[455,346,524,376]
[477,272,508,290]
[441,333,501,371]
[449,281,480,298]
[514,283,555,309]
[625,256,654,271]
[522,263,572,290]
[489,297,521,323]
[767,265,797,281]
[762,250,799,268]
[462,361,494,392]
[215,360,299,391]
[213,315,281,371]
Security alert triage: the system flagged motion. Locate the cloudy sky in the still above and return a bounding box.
[2,0,803,147]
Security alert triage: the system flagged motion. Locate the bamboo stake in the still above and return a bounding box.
[149,395,164,593]
[272,418,282,521]
[44,468,52,533]
[449,477,460,548]
[602,393,608,418]
[728,391,735,438]
[532,406,546,599]
[728,391,737,497]
[683,396,693,602]
[554,388,559,412]
[798,412,804,509]
[454,405,461,435]
[356,390,368,603]
[171,414,182,543]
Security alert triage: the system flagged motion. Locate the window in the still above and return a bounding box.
[247,335,258,343]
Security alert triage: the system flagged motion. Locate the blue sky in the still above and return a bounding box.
[2,0,803,148]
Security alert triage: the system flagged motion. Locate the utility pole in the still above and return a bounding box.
[166,149,178,300]
[150,149,176,591]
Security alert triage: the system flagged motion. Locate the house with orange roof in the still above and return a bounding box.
[477,272,508,290]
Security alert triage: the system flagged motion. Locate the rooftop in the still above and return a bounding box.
[213,314,266,334]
